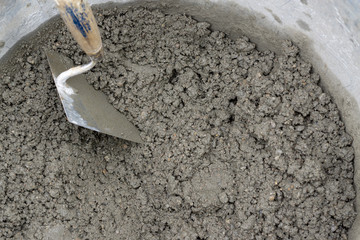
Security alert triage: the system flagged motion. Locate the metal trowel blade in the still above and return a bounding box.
[46,50,143,143]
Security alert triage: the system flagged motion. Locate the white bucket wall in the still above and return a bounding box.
[1,0,360,238]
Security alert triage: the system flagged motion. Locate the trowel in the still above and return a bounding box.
[47,0,142,143]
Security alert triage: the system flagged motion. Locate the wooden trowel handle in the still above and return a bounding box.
[55,0,103,60]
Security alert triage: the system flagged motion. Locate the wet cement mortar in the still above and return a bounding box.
[0,7,357,240]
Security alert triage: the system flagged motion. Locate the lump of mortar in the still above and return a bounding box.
[0,6,356,240]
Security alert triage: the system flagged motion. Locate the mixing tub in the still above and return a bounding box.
[1,0,359,238]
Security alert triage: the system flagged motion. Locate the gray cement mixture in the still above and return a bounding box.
[0,7,357,240]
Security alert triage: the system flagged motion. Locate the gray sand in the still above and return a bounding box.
[0,7,356,240]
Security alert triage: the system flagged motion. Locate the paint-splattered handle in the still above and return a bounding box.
[55,0,103,60]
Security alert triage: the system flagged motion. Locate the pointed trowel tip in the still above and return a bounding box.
[124,131,144,144]
[133,137,145,144]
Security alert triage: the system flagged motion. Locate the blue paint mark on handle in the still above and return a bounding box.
[65,4,91,38]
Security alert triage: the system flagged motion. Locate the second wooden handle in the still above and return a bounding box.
[55,0,103,59]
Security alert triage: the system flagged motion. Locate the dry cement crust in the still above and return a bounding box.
[0,7,356,240]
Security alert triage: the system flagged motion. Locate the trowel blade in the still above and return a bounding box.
[46,50,143,143]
